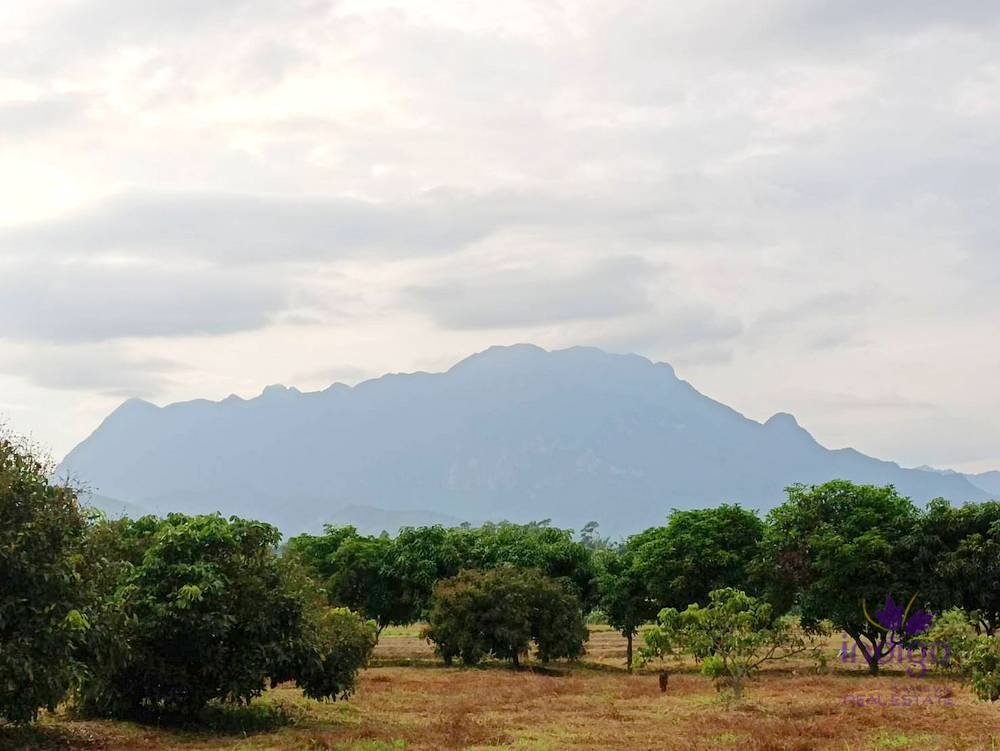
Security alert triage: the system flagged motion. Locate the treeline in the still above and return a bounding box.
[287,480,1000,692]
[5,426,1000,725]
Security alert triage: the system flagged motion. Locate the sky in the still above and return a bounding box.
[1,0,998,472]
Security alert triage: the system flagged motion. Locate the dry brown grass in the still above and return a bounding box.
[4,626,999,751]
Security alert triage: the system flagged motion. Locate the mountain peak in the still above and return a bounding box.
[764,412,801,429]
[259,384,300,398]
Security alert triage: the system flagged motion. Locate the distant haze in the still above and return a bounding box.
[60,345,995,538]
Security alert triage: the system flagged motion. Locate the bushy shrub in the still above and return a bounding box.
[0,433,89,724]
[424,567,588,667]
[968,636,1000,702]
[642,588,822,699]
[79,514,375,718]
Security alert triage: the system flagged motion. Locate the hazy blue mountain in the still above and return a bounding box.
[58,344,991,538]
[78,491,150,519]
[966,471,1000,497]
[914,465,1000,499]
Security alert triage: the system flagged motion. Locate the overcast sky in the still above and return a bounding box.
[1,0,998,472]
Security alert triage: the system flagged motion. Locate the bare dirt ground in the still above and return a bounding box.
[3,626,996,751]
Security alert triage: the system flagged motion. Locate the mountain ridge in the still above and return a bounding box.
[59,344,995,537]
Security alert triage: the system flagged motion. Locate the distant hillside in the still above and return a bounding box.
[967,471,1000,497]
[58,344,992,538]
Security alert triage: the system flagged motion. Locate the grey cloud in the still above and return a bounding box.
[0,344,177,395]
[1,191,497,264]
[0,262,288,343]
[404,257,655,330]
[1,188,735,266]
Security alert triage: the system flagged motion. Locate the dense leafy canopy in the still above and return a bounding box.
[916,499,1000,635]
[632,505,764,610]
[424,567,588,667]
[0,435,89,724]
[759,481,921,674]
[79,514,375,718]
[595,543,657,671]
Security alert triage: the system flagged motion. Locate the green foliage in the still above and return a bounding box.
[926,608,977,680]
[284,607,377,702]
[0,433,89,724]
[641,588,819,699]
[78,514,373,718]
[916,499,1000,635]
[967,636,1000,702]
[424,567,588,667]
[327,536,416,634]
[595,543,656,670]
[289,521,599,629]
[454,522,599,610]
[632,505,764,611]
[758,480,921,674]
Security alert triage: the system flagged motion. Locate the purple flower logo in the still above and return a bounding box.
[868,594,935,637]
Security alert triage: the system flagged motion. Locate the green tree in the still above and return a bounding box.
[80,514,374,718]
[916,500,1000,635]
[641,588,819,699]
[285,524,361,581]
[0,432,89,724]
[326,535,415,636]
[968,636,1000,702]
[424,567,588,668]
[759,480,922,675]
[455,522,598,609]
[632,505,764,610]
[595,543,656,671]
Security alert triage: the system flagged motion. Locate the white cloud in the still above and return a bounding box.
[0,0,997,471]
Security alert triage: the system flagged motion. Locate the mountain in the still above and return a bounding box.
[913,466,1000,498]
[57,344,993,538]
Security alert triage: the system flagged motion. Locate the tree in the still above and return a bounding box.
[455,522,599,610]
[968,637,1000,702]
[595,543,656,671]
[326,535,415,636]
[0,432,89,724]
[424,568,588,668]
[285,524,361,581]
[641,588,819,699]
[79,514,375,718]
[759,480,922,675]
[632,505,764,611]
[916,500,1000,635]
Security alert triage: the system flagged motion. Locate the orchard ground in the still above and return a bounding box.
[3,626,997,751]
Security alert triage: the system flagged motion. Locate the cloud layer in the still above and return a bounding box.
[1,0,999,471]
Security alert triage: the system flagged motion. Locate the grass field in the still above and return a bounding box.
[3,626,997,751]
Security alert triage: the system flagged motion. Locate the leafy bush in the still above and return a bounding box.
[927,608,978,679]
[642,588,821,699]
[424,567,588,667]
[79,514,374,718]
[968,636,1000,702]
[0,433,89,724]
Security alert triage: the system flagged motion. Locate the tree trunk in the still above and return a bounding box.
[732,676,743,700]
[868,654,879,675]
[626,632,633,673]
[512,652,520,669]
